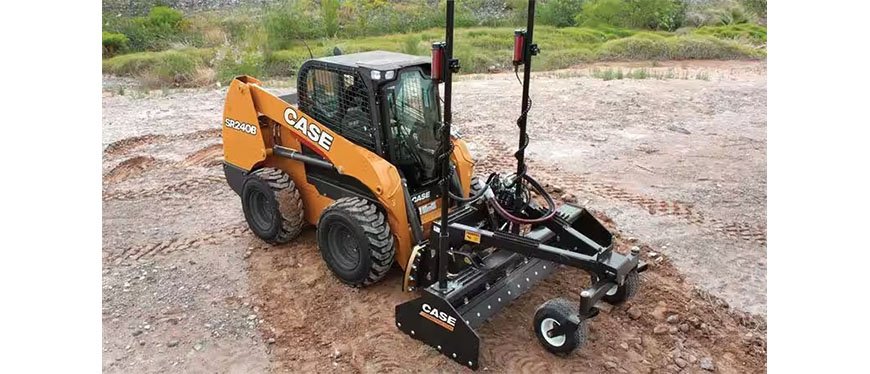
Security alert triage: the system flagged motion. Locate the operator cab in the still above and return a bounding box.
[296,51,442,191]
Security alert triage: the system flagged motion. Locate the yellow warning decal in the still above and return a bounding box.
[464,230,481,244]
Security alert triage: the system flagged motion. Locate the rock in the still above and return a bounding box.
[675,358,688,368]
[689,355,698,364]
[651,303,669,321]
[143,324,151,330]
[668,326,678,334]
[653,325,669,334]
[552,186,564,194]
[243,251,252,259]
[267,337,276,344]
[628,308,642,320]
[679,324,690,333]
[688,316,701,327]
[168,340,179,348]
[666,314,680,324]
[700,357,715,371]
[605,361,618,369]
[193,342,203,351]
[139,341,146,346]
[560,193,578,203]
[648,251,659,258]
[132,330,143,337]
[247,314,257,320]
[332,349,342,359]
[619,342,629,350]
[667,125,692,135]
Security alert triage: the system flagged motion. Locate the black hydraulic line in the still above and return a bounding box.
[436,0,456,291]
[272,145,335,170]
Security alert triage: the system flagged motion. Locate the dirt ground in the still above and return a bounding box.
[102,60,766,373]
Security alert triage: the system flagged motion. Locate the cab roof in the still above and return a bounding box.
[314,51,430,71]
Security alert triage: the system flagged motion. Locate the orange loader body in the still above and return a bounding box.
[221,75,475,270]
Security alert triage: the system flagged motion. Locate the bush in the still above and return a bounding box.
[578,0,686,31]
[321,0,340,37]
[684,0,757,27]
[539,0,585,27]
[263,49,310,77]
[577,0,629,28]
[694,23,766,45]
[215,48,265,83]
[401,34,423,55]
[740,0,766,21]
[108,6,189,51]
[597,32,762,60]
[536,47,594,70]
[265,0,324,50]
[102,48,214,87]
[102,31,129,57]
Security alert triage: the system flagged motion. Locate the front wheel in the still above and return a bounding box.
[533,298,588,355]
[317,197,395,287]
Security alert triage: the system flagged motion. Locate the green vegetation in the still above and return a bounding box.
[102,31,129,57]
[578,0,687,31]
[102,1,766,88]
[694,23,766,45]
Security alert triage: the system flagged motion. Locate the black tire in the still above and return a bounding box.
[241,168,305,245]
[602,270,640,305]
[317,197,395,287]
[533,298,588,355]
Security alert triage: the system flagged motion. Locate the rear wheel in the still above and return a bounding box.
[317,197,395,287]
[602,270,640,305]
[533,298,587,355]
[241,168,304,245]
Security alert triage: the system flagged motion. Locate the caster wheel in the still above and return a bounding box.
[603,269,640,305]
[533,298,587,354]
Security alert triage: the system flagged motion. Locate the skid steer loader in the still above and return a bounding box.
[221,0,646,369]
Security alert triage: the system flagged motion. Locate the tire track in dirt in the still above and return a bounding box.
[475,139,767,246]
[179,143,224,168]
[103,128,221,157]
[102,175,226,201]
[103,221,250,264]
[103,155,163,184]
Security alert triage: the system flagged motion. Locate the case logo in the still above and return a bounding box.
[283,107,334,151]
[420,303,457,331]
[411,190,431,204]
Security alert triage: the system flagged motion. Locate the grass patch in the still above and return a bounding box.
[693,23,766,45]
[102,48,214,88]
[598,32,763,60]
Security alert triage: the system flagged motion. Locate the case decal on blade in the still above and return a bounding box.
[225,118,257,135]
[464,230,481,244]
[419,303,457,332]
[283,107,334,151]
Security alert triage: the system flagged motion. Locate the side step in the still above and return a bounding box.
[395,257,556,370]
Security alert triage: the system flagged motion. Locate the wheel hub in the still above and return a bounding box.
[540,318,566,347]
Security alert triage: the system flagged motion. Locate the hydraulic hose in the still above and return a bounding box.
[488,174,557,225]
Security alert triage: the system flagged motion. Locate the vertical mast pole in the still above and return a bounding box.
[437,0,457,290]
